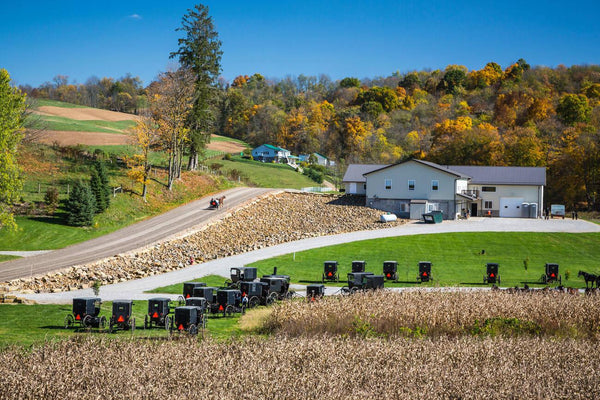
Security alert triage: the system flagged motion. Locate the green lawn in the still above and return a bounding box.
[33,99,89,108]
[243,232,600,288]
[0,255,19,263]
[29,115,136,133]
[0,300,249,347]
[214,156,317,188]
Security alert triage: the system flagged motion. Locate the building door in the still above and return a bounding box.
[499,197,524,218]
[470,203,478,217]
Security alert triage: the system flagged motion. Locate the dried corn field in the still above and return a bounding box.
[0,335,598,399]
[266,290,600,338]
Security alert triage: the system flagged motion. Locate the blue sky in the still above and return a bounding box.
[2,1,599,87]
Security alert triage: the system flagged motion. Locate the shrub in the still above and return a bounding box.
[222,153,232,161]
[44,187,59,214]
[210,163,223,171]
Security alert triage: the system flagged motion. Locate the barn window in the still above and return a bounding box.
[385,179,392,190]
[431,180,439,191]
[482,186,496,192]
[484,201,492,209]
[408,180,415,191]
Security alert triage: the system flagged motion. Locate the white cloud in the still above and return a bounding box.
[129,14,142,20]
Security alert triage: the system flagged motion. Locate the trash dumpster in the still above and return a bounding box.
[422,210,443,223]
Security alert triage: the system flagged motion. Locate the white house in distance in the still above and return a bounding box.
[251,144,292,163]
[343,160,546,220]
[298,152,334,167]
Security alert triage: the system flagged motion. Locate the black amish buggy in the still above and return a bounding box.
[192,286,217,306]
[351,260,366,273]
[364,275,385,290]
[417,261,432,283]
[306,284,325,301]
[322,261,339,282]
[181,282,206,301]
[260,276,292,302]
[228,267,258,288]
[346,272,375,292]
[383,261,398,281]
[240,281,268,308]
[172,306,204,335]
[262,267,291,282]
[484,263,500,284]
[109,300,135,333]
[216,289,245,317]
[145,297,172,329]
[64,297,106,329]
[543,263,561,285]
[184,297,208,328]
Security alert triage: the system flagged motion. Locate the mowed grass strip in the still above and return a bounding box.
[33,99,89,108]
[246,232,600,288]
[0,299,248,347]
[30,115,137,133]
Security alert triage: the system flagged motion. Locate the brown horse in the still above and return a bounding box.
[217,196,226,209]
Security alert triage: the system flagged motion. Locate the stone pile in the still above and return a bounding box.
[7,192,404,293]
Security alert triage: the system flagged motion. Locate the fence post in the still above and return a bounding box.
[38,183,41,194]
[67,184,70,195]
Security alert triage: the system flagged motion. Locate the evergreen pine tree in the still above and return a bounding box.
[66,181,96,226]
[91,160,110,212]
[90,168,105,213]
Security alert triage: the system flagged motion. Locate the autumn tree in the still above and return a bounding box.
[0,69,26,230]
[128,114,158,201]
[339,77,361,88]
[149,69,195,190]
[556,94,592,125]
[170,3,223,171]
[438,66,467,94]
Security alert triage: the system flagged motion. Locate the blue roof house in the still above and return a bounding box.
[251,144,292,163]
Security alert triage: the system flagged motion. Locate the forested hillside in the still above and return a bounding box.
[24,60,600,209]
[215,61,599,210]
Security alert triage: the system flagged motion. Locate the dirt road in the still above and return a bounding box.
[0,187,273,282]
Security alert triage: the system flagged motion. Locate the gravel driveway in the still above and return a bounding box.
[21,217,600,303]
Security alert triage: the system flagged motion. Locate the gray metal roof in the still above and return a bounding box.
[342,164,387,182]
[343,162,546,186]
[447,165,546,186]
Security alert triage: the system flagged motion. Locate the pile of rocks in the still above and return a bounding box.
[8,192,404,293]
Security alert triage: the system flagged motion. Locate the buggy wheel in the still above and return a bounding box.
[99,316,107,330]
[108,317,114,333]
[144,315,149,330]
[350,287,359,294]
[82,315,93,328]
[189,324,198,336]
[249,296,259,308]
[225,305,234,317]
[164,315,171,331]
[131,318,136,333]
[64,314,74,329]
[498,276,501,285]
[266,292,277,305]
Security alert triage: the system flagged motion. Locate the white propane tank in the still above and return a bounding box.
[380,213,397,223]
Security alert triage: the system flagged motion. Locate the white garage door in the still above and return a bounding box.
[499,197,524,218]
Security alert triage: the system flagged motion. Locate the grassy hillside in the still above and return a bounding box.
[213,156,318,188]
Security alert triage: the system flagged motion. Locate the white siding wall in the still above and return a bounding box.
[471,185,543,216]
[366,161,458,200]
